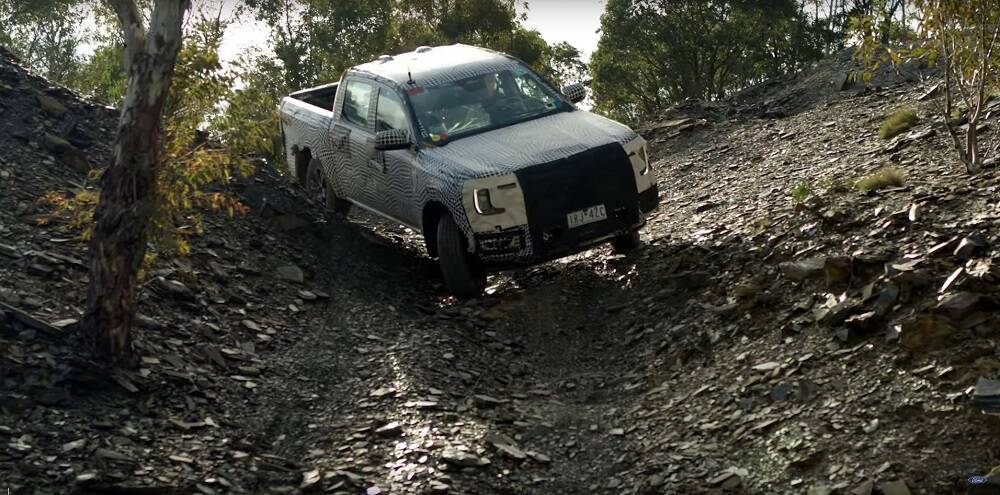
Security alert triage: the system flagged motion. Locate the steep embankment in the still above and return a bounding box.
[592,50,1000,493]
[1,45,999,495]
[0,46,351,494]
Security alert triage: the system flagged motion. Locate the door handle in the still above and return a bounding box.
[364,136,385,173]
[370,153,386,173]
[332,125,350,150]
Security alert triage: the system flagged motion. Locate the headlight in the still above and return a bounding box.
[474,188,506,215]
[624,136,653,193]
[462,174,527,232]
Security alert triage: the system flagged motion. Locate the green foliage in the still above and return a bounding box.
[150,14,255,255]
[242,0,585,91]
[846,0,914,50]
[856,167,906,192]
[541,41,588,87]
[243,0,395,89]
[791,181,813,202]
[74,43,127,104]
[787,175,853,203]
[855,0,1000,173]
[46,11,263,257]
[0,0,89,83]
[590,0,833,122]
[879,108,918,139]
[211,48,287,165]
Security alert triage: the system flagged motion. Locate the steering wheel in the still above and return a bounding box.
[490,96,528,115]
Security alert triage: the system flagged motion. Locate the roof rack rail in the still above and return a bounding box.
[415,46,432,53]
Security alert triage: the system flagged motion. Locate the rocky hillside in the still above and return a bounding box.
[1,45,999,495]
[0,46,346,494]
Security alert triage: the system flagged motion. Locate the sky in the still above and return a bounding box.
[216,0,607,66]
[518,0,605,62]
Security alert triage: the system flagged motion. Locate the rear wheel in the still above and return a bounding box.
[612,228,641,254]
[436,213,486,298]
[306,158,351,220]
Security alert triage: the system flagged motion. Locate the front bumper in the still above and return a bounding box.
[473,142,656,268]
[474,221,641,269]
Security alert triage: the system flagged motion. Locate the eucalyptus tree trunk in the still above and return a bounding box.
[82,0,189,365]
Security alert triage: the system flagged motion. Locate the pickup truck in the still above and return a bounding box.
[279,44,659,297]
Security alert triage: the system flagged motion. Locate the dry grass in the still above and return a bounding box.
[821,177,853,195]
[879,108,918,140]
[856,167,906,192]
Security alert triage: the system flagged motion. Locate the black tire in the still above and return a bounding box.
[437,213,486,298]
[306,158,350,220]
[612,229,642,254]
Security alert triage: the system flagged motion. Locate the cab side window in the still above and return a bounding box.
[343,79,373,128]
[376,89,410,132]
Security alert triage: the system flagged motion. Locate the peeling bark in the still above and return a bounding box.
[82,0,190,366]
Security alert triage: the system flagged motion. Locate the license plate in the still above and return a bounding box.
[567,204,607,229]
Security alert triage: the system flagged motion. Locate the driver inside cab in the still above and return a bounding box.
[464,73,516,125]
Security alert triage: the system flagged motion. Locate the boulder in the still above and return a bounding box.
[780,258,826,281]
[36,93,66,117]
[275,265,305,283]
[899,315,955,351]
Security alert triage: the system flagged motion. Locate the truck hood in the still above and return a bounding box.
[421,110,638,178]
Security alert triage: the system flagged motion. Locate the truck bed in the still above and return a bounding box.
[288,82,338,111]
[280,83,339,181]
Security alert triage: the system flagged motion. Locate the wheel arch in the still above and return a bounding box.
[294,146,312,186]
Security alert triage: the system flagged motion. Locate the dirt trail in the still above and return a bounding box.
[228,213,656,493]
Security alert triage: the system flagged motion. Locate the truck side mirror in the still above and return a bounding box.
[562,83,586,104]
[374,129,411,151]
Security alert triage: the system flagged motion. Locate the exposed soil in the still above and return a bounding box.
[2,45,1000,495]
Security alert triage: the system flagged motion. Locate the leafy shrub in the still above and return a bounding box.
[856,167,906,191]
[46,14,261,257]
[791,181,813,202]
[879,108,918,139]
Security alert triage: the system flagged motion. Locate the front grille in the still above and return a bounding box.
[476,229,525,254]
[516,142,639,257]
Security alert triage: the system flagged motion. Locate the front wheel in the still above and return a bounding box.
[611,229,642,254]
[436,213,486,298]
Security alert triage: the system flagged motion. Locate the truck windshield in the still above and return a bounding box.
[407,64,569,144]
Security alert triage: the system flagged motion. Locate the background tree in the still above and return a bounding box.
[212,48,288,165]
[591,0,829,121]
[537,41,587,87]
[72,3,129,105]
[83,0,190,364]
[920,0,1000,174]
[857,0,1000,174]
[242,0,583,91]
[797,0,913,47]
[0,0,90,83]
[241,0,394,89]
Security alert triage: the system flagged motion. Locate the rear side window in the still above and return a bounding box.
[343,79,373,128]
[376,89,410,132]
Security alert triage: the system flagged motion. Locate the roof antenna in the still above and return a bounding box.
[407,62,415,85]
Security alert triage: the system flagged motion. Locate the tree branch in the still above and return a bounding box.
[939,14,968,164]
[146,0,190,51]
[107,0,146,64]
